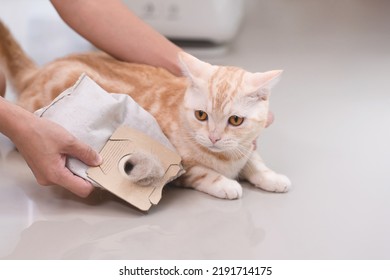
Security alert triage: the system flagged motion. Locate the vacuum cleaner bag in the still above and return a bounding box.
[35,73,183,210]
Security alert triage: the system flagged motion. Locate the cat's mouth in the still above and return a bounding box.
[207,146,223,152]
[195,135,233,153]
[207,143,235,153]
[197,141,224,153]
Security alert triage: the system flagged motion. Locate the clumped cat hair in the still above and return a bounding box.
[0,20,291,199]
[119,152,165,187]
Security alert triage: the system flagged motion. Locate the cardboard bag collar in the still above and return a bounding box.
[35,74,183,211]
[87,126,183,211]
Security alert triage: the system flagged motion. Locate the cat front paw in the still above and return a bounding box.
[196,177,243,199]
[215,179,243,199]
[249,171,291,193]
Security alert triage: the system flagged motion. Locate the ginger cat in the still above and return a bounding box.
[0,20,291,199]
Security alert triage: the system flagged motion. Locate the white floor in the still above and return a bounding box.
[1,0,390,259]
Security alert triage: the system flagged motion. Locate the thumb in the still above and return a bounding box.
[65,139,102,166]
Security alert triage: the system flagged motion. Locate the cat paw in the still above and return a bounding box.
[250,171,291,193]
[196,178,243,199]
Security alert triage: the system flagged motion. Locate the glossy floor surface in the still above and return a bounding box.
[1,1,390,259]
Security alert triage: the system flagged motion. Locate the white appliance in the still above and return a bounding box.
[123,0,244,44]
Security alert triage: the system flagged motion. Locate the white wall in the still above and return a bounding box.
[0,0,93,100]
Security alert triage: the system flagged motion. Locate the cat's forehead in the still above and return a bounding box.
[208,66,248,112]
[209,66,245,91]
[185,65,265,116]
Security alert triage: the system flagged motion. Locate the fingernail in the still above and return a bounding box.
[96,153,103,165]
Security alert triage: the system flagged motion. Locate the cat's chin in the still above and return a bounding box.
[196,142,223,153]
[207,146,223,153]
[207,145,233,154]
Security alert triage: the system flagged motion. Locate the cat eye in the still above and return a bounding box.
[228,115,244,126]
[194,110,208,121]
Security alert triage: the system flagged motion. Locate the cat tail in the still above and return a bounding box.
[0,20,39,96]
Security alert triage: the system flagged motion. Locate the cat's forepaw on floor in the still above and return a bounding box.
[214,179,243,199]
[196,177,243,199]
[249,171,291,193]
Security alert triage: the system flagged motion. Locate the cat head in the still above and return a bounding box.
[178,52,282,155]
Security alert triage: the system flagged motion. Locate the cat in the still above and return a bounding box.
[0,20,291,199]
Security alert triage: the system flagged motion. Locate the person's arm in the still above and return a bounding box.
[50,0,274,126]
[0,96,102,197]
[0,70,5,97]
[50,0,182,76]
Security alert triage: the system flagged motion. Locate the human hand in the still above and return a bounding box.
[13,116,102,197]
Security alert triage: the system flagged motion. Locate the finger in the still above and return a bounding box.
[266,111,274,128]
[56,168,95,198]
[65,138,102,166]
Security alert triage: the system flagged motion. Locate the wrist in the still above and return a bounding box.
[0,97,36,143]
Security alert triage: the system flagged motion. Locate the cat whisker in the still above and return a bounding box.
[234,144,254,161]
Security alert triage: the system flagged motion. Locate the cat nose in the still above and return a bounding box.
[209,134,221,144]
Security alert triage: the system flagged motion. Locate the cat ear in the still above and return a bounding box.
[247,70,283,90]
[245,70,283,101]
[178,52,213,80]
